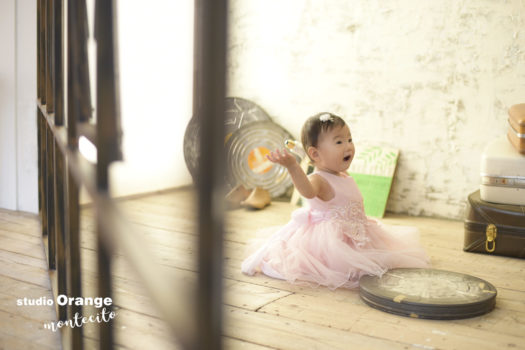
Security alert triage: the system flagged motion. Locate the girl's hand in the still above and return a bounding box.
[267,148,297,168]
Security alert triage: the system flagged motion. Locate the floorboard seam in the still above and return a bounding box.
[255,292,295,313]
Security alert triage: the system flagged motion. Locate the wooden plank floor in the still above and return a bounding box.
[2,187,525,349]
[0,209,61,350]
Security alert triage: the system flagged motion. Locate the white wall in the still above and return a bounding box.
[0,0,17,211]
[0,0,194,212]
[7,1,522,219]
[16,0,38,213]
[0,0,38,213]
[79,0,195,201]
[82,0,195,201]
[227,0,525,219]
[108,0,194,197]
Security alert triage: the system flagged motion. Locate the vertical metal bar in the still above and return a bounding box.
[40,0,47,105]
[77,0,93,122]
[54,0,64,126]
[46,0,55,113]
[94,0,122,171]
[67,0,78,136]
[37,112,42,219]
[75,0,93,121]
[54,141,67,321]
[66,1,83,347]
[94,1,122,348]
[96,240,113,350]
[37,0,42,102]
[53,0,67,322]
[38,111,48,237]
[37,3,46,237]
[194,0,227,349]
[66,0,92,124]
[66,166,83,349]
[46,125,56,270]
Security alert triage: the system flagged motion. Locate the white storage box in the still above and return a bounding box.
[480,136,525,205]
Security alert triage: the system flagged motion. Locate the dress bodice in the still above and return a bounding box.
[302,170,369,245]
[305,171,366,217]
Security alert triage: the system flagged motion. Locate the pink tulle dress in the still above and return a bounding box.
[241,170,430,290]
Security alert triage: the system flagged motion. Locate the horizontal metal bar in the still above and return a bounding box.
[38,101,197,348]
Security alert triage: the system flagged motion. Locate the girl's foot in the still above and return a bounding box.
[241,187,271,209]
[226,184,251,209]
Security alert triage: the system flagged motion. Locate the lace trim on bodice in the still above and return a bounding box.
[308,200,370,247]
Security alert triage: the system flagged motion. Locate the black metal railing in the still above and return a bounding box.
[37,0,226,349]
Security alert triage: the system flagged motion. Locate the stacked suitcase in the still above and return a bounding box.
[464,104,525,258]
[507,104,525,154]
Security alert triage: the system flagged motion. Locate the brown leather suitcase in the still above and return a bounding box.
[508,104,525,154]
[464,190,525,258]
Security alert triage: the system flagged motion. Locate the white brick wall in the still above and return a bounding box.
[226,0,525,218]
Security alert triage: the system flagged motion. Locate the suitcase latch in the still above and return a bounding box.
[485,224,497,253]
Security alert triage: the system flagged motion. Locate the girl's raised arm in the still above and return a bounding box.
[267,149,320,199]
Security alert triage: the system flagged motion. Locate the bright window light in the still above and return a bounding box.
[79,136,97,163]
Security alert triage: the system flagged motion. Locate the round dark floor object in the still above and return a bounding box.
[183,97,271,181]
[359,268,497,320]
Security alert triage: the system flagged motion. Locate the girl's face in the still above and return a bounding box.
[309,124,355,174]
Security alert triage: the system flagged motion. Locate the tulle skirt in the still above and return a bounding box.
[241,208,430,290]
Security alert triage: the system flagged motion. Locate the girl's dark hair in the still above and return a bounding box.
[301,112,347,160]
